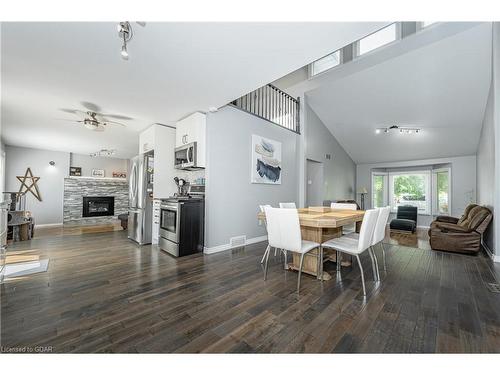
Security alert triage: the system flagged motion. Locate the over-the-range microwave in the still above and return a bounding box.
[174,142,203,170]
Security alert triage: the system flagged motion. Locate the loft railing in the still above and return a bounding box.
[230,83,300,134]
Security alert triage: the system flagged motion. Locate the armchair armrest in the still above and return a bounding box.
[435,215,459,224]
[433,222,473,233]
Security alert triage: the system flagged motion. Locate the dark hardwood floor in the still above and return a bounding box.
[1,229,500,353]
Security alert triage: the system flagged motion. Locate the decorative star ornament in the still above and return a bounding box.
[17,167,42,202]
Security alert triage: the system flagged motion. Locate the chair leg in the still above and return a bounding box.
[356,254,367,296]
[283,249,288,270]
[336,251,342,281]
[274,247,278,256]
[264,246,271,281]
[381,242,387,272]
[371,247,381,281]
[297,253,305,293]
[316,247,323,280]
[261,245,270,264]
[368,248,378,281]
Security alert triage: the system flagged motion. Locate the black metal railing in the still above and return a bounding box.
[230,84,300,133]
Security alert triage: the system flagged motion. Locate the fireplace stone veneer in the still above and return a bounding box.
[63,177,128,225]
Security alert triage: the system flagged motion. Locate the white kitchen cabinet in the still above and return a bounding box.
[139,125,155,154]
[175,112,206,168]
[138,124,177,199]
[152,199,161,244]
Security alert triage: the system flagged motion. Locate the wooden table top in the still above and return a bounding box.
[257,206,365,228]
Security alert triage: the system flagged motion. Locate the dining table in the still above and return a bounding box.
[257,206,365,280]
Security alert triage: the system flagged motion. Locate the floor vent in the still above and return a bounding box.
[486,282,500,293]
[230,235,246,248]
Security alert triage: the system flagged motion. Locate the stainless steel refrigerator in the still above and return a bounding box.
[128,153,154,245]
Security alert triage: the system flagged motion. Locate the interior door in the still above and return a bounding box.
[306,159,324,207]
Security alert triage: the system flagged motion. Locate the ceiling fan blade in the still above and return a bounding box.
[60,108,81,114]
[136,21,146,27]
[104,121,126,127]
[101,113,133,120]
[55,118,84,123]
[81,101,102,112]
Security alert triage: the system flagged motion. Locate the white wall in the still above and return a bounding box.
[305,102,356,202]
[70,153,128,178]
[5,145,70,225]
[357,155,477,227]
[477,83,495,253]
[204,106,299,250]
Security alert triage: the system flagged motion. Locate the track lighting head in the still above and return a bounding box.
[121,44,129,60]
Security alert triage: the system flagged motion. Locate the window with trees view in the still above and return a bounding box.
[432,168,451,215]
[371,168,451,215]
[389,171,431,214]
[372,173,388,208]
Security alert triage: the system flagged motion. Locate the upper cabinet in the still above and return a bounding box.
[175,112,206,168]
[138,124,177,199]
[139,126,155,154]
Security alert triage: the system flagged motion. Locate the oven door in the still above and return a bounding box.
[174,143,196,169]
[160,203,179,242]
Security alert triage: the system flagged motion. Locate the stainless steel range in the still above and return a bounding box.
[159,183,205,257]
[159,195,204,257]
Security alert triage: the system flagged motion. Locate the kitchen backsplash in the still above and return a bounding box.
[175,169,206,185]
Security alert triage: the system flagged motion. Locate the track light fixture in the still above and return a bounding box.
[376,125,421,135]
[117,22,146,60]
[90,149,116,158]
[118,22,132,60]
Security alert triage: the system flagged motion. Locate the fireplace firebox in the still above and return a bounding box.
[82,196,115,217]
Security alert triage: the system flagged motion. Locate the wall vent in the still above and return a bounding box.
[230,235,247,248]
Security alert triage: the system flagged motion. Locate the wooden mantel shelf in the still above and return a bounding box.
[66,176,127,182]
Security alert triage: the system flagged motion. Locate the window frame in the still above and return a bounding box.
[388,170,432,215]
[309,49,343,78]
[354,23,401,58]
[371,171,388,209]
[432,167,452,216]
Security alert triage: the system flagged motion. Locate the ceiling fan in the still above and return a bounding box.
[59,101,132,132]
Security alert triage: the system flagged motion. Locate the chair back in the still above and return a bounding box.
[264,207,302,251]
[396,205,417,222]
[372,206,391,245]
[279,202,297,209]
[331,202,357,211]
[259,204,271,213]
[357,209,379,252]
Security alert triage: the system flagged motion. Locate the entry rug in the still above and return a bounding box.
[4,259,49,278]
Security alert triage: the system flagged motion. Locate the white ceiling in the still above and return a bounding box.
[306,23,493,164]
[1,22,386,158]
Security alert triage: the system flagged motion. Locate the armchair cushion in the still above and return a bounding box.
[432,222,473,233]
[434,215,459,224]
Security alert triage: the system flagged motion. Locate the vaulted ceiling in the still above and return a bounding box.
[1,22,386,158]
[306,23,492,164]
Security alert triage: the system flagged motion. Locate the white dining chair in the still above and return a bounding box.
[279,202,297,209]
[259,205,273,264]
[363,206,391,272]
[321,208,380,296]
[263,207,321,293]
[345,205,391,276]
[331,202,358,234]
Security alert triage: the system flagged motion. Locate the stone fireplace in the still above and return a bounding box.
[63,177,128,225]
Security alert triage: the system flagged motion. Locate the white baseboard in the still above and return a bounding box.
[204,235,267,255]
[417,225,430,229]
[35,223,63,228]
[482,241,500,263]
